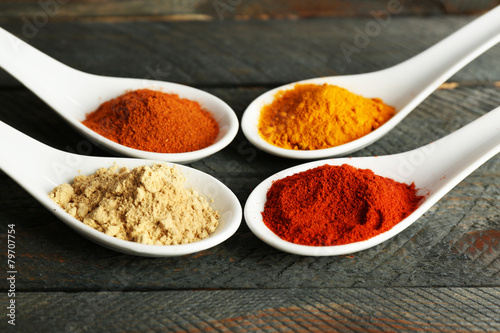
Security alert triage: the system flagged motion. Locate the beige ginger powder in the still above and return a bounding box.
[48,164,219,245]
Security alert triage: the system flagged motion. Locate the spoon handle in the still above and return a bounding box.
[387,5,500,107]
[404,106,500,195]
[0,121,66,196]
[0,27,100,116]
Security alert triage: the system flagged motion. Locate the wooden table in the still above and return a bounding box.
[1,1,500,331]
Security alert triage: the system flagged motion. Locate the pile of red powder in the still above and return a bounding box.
[262,164,423,246]
[83,89,219,153]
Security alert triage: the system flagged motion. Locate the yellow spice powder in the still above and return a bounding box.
[258,83,395,150]
[49,164,219,245]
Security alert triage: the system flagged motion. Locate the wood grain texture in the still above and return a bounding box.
[2,288,499,332]
[0,14,499,331]
[1,0,498,22]
[0,85,498,291]
[1,17,500,88]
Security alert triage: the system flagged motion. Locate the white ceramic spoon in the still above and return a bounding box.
[0,27,238,164]
[245,105,500,256]
[242,6,500,159]
[0,121,242,257]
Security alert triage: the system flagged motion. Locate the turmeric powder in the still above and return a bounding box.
[258,83,395,150]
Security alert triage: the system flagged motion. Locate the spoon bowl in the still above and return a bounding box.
[0,121,242,257]
[0,28,238,164]
[244,106,500,256]
[241,5,500,159]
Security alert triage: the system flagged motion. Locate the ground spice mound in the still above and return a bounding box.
[49,164,219,245]
[262,164,423,246]
[82,89,219,153]
[258,83,395,150]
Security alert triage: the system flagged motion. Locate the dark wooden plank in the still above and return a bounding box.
[0,84,499,291]
[1,13,499,331]
[441,0,500,14]
[2,288,499,331]
[1,0,496,22]
[1,16,499,88]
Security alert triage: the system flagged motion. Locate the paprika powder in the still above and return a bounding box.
[83,89,219,153]
[258,83,395,150]
[262,164,423,246]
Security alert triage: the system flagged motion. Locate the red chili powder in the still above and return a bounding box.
[262,164,423,246]
[82,89,219,153]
